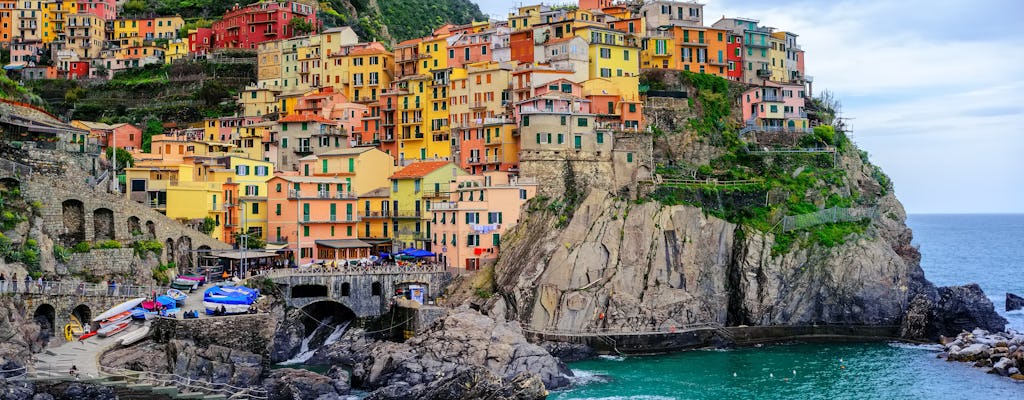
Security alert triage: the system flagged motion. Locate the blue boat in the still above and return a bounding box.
[203,285,259,315]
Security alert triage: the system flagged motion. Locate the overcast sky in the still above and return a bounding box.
[473,0,1024,213]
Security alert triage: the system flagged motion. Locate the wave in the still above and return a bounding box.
[567,369,612,386]
[887,342,943,351]
[598,354,625,361]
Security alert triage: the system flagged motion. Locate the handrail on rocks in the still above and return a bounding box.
[259,263,447,278]
[99,366,269,400]
[1,281,170,299]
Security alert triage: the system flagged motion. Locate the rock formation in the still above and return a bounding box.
[1006,292,1024,312]
[941,329,1024,381]
[307,307,567,397]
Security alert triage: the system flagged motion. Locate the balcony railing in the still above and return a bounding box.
[362,211,392,218]
[393,210,423,219]
[294,145,313,154]
[430,202,459,211]
[422,191,451,199]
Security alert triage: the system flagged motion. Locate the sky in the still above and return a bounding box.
[472,0,1024,213]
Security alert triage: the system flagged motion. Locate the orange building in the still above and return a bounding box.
[0,0,13,42]
[266,175,369,265]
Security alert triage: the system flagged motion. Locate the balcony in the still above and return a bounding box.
[761,94,783,102]
[288,190,358,200]
[470,102,487,110]
[432,133,450,142]
[294,146,313,154]
[393,210,423,219]
[401,133,425,140]
[422,191,451,199]
[784,111,808,119]
[709,58,728,66]
[430,201,458,211]
[362,211,392,219]
[382,104,396,111]
[431,79,447,88]
[381,134,396,142]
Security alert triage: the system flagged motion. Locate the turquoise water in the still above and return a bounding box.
[555,215,1024,399]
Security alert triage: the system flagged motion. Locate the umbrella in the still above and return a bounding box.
[409,249,435,257]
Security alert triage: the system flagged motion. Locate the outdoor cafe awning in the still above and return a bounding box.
[314,239,373,249]
[214,250,281,260]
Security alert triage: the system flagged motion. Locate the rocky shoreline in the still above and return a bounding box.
[939,329,1024,382]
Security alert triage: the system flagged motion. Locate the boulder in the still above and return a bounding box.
[270,308,306,363]
[0,380,34,400]
[62,382,117,400]
[1006,292,1024,312]
[949,343,990,362]
[991,357,1014,376]
[31,394,54,400]
[541,342,597,363]
[326,365,351,395]
[264,368,339,400]
[168,339,263,387]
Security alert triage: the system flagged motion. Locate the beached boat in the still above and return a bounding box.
[167,289,187,306]
[203,285,259,315]
[170,278,199,292]
[98,311,132,328]
[97,320,130,338]
[92,298,146,323]
[118,325,150,346]
[78,331,97,341]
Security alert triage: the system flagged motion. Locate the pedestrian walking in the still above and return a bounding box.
[24,275,30,293]
[36,276,43,293]
[0,273,6,293]
[11,273,17,293]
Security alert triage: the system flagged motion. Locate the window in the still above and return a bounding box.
[623,50,630,60]
[600,68,611,78]
[414,179,421,193]
[535,133,541,144]
[577,118,588,127]
[627,153,634,163]
[596,131,604,144]
[275,204,281,215]
[493,233,500,246]
[251,203,259,214]
[303,226,310,237]
[560,116,567,125]
[599,48,611,58]
[520,189,527,200]
[392,181,398,192]
[467,234,479,246]
[522,116,529,126]
[557,133,564,144]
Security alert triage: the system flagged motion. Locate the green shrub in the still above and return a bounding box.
[95,240,122,249]
[53,245,70,263]
[133,240,163,257]
[71,242,91,253]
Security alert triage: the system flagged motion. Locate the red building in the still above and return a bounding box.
[726,32,743,81]
[75,0,116,20]
[448,29,493,69]
[211,1,318,50]
[65,61,89,79]
[509,30,535,64]
[189,28,214,55]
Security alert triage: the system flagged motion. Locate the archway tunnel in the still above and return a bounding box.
[33,304,56,344]
[71,304,91,326]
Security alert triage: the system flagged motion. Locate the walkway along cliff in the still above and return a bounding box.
[486,72,1006,353]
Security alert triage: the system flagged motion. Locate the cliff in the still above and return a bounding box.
[489,72,1004,341]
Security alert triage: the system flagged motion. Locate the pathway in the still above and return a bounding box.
[32,323,148,380]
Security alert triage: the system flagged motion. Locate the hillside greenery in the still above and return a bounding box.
[643,71,889,255]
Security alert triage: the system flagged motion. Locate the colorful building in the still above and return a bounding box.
[429,172,536,271]
[74,0,115,20]
[0,0,14,42]
[740,81,811,132]
[211,1,317,50]
[71,120,142,150]
[388,161,468,251]
[266,175,367,265]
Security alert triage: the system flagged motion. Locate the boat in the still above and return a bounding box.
[160,307,181,318]
[92,298,146,323]
[155,295,176,310]
[98,311,133,328]
[177,274,207,286]
[167,289,187,306]
[170,278,199,292]
[203,285,259,315]
[118,325,150,346]
[131,307,157,320]
[78,331,97,341]
[97,320,130,338]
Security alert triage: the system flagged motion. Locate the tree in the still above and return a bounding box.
[143,118,163,153]
[288,17,315,36]
[64,87,86,103]
[104,146,134,172]
[123,0,145,14]
[198,217,217,235]
[233,232,266,249]
[197,80,229,107]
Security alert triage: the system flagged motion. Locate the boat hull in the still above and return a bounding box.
[92,298,146,323]
[97,321,130,338]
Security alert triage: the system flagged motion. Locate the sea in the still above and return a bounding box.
[552,214,1024,399]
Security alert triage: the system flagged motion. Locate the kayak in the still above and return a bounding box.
[78,331,97,341]
[92,298,146,323]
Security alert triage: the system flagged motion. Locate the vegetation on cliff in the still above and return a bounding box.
[641,71,892,255]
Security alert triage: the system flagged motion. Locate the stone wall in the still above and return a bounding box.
[64,248,159,284]
[20,294,133,342]
[519,131,654,200]
[151,314,276,362]
[5,150,230,272]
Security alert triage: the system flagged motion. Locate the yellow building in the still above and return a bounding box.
[66,13,104,59]
[343,42,393,103]
[113,18,142,46]
[239,85,280,117]
[642,32,675,70]
[388,161,468,250]
[164,37,188,63]
[356,187,392,240]
[257,39,283,88]
[576,25,641,102]
[296,34,323,88]
[166,180,226,240]
[303,147,396,195]
[392,33,453,162]
[153,16,183,40]
[508,4,543,31]
[43,0,76,43]
[768,31,788,82]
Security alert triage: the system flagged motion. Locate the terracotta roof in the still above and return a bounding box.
[390,161,450,180]
[349,42,388,56]
[277,114,335,124]
[321,147,374,156]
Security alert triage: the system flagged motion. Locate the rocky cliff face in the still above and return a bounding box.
[492,147,1000,340]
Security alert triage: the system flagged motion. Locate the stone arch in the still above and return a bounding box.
[60,199,86,245]
[175,235,194,271]
[145,220,156,239]
[298,300,356,336]
[165,238,175,264]
[340,282,351,297]
[371,281,382,296]
[291,284,328,298]
[71,304,91,325]
[33,304,56,342]
[127,216,141,237]
[93,207,115,241]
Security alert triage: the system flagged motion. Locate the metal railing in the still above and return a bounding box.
[99,366,268,400]
[780,206,879,232]
[0,281,169,298]
[260,263,446,278]
[0,158,34,177]
[523,322,722,337]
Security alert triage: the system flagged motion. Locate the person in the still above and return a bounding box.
[11,273,16,293]
[77,282,85,296]
[36,276,43,293]
[24,275,30,293]
[0,273,5,293]
[106,280,114,296]
[69,365,79,379]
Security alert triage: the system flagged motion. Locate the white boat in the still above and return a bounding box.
[203,301,252,315]
[97,320,130,338]
[118,325,150,346]
[92,297,146,323]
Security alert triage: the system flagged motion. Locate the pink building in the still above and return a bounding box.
[188,28,214,55]
[448,29,494,68]
[74,121,143,151]
[266,174,366,265]
[429,172,537,271]
[76,0,116,20]
[740,81,810,131]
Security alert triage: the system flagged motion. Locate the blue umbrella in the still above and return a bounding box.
[410,249,436,257]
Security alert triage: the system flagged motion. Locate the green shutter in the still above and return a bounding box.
[282,138,288,148]
[348,158,354,172]
[275,204,281,215]
[346,203,353,220]
[493,233,500,246]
